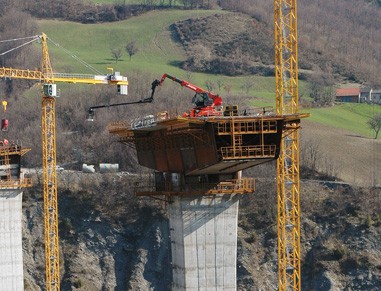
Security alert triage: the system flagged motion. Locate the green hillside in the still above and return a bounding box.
[37,10,279,97]
[37,9,381,139]
[308,103,381,138]
[38,10,223,76]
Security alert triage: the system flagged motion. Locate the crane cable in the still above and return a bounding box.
[0,35,40,57]
[0,34,103,76]
[0,35,39,44]
[46,36,103,75]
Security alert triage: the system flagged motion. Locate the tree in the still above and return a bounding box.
[241,77,254,94]
[216,78,224,91]
[367,114,381,139]
[204,80,214,91]
[308,81,335,107]
[110,48,123,63]
[125,41,138,61]
[223,84,232,94]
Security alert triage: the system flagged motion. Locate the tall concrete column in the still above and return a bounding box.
[169,194,239,291]
[0,190,24,291]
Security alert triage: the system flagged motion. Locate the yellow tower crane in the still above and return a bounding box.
[0,33,128,291]
[274,1,303,290]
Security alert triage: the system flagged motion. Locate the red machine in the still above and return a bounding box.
[154,73,223,117]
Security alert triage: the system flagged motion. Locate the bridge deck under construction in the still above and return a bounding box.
[109,111,306,176]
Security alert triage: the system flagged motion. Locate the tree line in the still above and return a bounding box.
[0,0,219,24]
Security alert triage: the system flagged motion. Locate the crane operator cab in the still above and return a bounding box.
[192,92,213,108]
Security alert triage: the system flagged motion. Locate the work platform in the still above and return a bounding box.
[0,145,32,188]
[109,109,305,179]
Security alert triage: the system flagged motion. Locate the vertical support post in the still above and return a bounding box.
[42,96,60,291]
[41,32,60,291]
[274,0,301,290]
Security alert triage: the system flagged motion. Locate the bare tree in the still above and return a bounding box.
[204,80,214,91]
[241,77,254,94]
[223,83,232,94]
[301,138,322,172]
[110,48,123,63]
[125,41,138,61]
[216,78,224,91]
[309,81,335,107]
[367,114,381,139]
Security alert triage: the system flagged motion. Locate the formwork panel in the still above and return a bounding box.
[167,149,184,172]
[154,150,169,172]
[180,148,197,173]
[137,150,156,169]
[194,146,218,170]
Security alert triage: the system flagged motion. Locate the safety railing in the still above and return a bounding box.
[0,177,32,189]
[220,145,277,159]
[207,178,255,195]
[134,178,255,196]
[217,119,278,135]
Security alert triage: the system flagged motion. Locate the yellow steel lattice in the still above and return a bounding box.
[41,33,60,291]
[42,96,60,291]
[0,32,128,291]
[274,0,301,290]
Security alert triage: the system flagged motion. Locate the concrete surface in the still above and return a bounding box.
[169,194,239,290]
[0,189,24,291]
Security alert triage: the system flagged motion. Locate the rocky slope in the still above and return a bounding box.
[22,170,381,290]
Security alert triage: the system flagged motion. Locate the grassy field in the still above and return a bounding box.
[38,10,223,75]
[36,9,381,139]
[307,103,381,138]
[37,9,279,98]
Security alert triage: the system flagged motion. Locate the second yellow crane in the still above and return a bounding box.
[0,33,128,290]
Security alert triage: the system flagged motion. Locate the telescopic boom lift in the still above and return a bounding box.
[152,73,223,117]
[86,79,159,121]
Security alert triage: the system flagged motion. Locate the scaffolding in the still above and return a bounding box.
[0,145,32,188]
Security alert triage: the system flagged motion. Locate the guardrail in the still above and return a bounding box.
[134,178,255,196]
[0,177,32,189]
[220,145,277,159]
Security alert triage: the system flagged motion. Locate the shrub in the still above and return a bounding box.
[73,278,83,288]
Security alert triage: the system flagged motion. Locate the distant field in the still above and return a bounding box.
[307,103,381,138]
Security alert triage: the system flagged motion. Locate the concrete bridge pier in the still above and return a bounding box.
[0,190,24,291]
[169,194,239,291]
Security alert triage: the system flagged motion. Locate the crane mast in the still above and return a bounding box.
[274,1,301,290]
[41,33,60,290]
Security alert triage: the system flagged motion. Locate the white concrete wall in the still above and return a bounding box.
[169,195,239,291]
[0,190,24,291]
